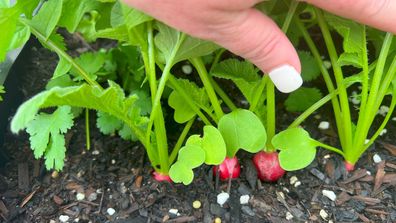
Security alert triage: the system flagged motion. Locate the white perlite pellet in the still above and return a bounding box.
[59,215,70,222]
[320,209,329,220]
[240,195,250,205]
[107,208,116,216]
[322,190,336,201]
[285,211,294,220]
[217,192,230,207]
[373,154,382,163]
[318,121,330,130]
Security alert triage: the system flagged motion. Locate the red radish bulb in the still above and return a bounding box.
[152,171,172,182]
[213,156,241,180]
[253,151,285,182]
[344,161,355,172]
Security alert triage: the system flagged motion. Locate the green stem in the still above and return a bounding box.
[314,140,345,156]
[190,57,224,121]
[281,1,299,32]
[266,82,276,152]
[146,22,169,174]
[168,118,195,164]
[22,19,100,88]
[85,108,91,150]
[146,33,186,140]
[209,76,237,111]
[315,8,353,152]
[351,33,393,160]
[210,49,226,71]
[374,55,396,110]
[294,18,345,146]
[249,76,268,111]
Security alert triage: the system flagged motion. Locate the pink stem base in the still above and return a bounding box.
[152,171,172,182]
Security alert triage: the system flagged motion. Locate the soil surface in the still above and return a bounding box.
[0,36,395,223]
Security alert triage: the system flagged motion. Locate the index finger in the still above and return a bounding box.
[303,0,396,34]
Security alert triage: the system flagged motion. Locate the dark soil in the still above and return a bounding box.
[0,37,395,223]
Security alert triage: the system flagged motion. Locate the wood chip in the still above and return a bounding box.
[373,161,385,194]
[364,208,389,215]
[18,163,29,191]
[357,213,370,222]
[385,162,396,169]
[65,182,84,191]
[135,175,143,188]
[166,216,196,223]
[0,200,9,217]
[20,188,38,208]
[340,169,367,184]
[352,195,381,205]
[53,195,64,205]
[383,174,396,183]
[335,191,351,205]
[382,142,396,156]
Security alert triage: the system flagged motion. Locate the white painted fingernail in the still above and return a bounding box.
[268,65,303,93]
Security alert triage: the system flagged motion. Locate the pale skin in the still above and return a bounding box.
[124,0,396,91]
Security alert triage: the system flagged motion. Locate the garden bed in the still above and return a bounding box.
[0,40,395,223]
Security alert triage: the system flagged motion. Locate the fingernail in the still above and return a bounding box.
[268,65,303,93]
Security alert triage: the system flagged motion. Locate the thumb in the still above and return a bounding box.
[210,9,303,93]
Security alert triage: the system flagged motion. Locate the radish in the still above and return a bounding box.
[253,151,285,182]
[213,156,241,180]
[344,161,355,172]
[152,171,172,182]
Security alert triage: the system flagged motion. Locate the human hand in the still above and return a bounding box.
[124,0,396,93]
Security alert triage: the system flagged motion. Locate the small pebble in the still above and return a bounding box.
[373,154,382,163]
[192,200,201,209]
[217,192,229,207]
[111,159,116,164]
[320,209,329,220]
[366,171,371,175]
[59,215,70,222]
[318,121,330,130]
[92,150,100,155]
[322,190,336,201]
[107,208,116,216]
[88,192,97,201]
[294,181,301,188]
[289,176,298,185]
[169,209,179,215]
[51,171,59,178]
[378,105,389,116]
[328,220,334,223]
[76,193,85,201]
[214,217,222,223]
[182,64,193,74]
[324,154,331,159]
[239,195,250,205]
[50,220,56,223]
[74,218,79,222]
[379,129,387,136]
[285,211,294,220]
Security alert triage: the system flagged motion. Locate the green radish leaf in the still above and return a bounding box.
[0,6,18,61]
[211,59,261,103]
[272,128,317,171]
[177,145,205,168]
[96,111,123,134]
[0,0,10,8]
[202,126,226,164]
[58,0,98,32]
[155,22,219,64]
[299,51,321,81]
[111,1,152,28]
[218,109,267,157]
[26,106,74,170]
[284,87,322,112]
[8,23,30,51]
[325,13,366,68]
[29,0,63,40]
[94,25,129,42]
[168,78,210,123]
[169,161,194,185]
[11,81,149,144]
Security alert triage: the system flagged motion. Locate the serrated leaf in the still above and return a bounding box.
[111,1,152,28]
[8,22,30,51]
[325,13,366,68]
[11,81,148,144]
[155,22,219,64]
[94,25,129,42]
[58,0,98,32]
[218,109,267,157]
[284,87,322,112]
[168,78,210,123]
[96,111,123,134]
[29,0,63,40]
[0,85,4,101]
[211,59,261,103]
[26,106,74,170]
[298,51,321,81]
[169,161,194,185]
[272,128,317,171]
